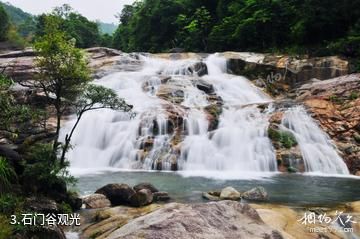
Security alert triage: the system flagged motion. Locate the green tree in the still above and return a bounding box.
[34,15,132,165]
[176,7,212,51]
[0,4,10,41]
[34,16,91,159]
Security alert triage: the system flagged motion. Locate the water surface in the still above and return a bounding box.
[75,171,360,207]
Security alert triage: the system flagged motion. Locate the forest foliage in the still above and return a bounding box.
[113,0,360,56]
[1,0,360,57]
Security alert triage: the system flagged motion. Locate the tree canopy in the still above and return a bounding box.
[35,5,102,48]
[112,0,360,56]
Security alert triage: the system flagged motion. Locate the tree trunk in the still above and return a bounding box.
[52,96,62,161]
[59,111,84,166]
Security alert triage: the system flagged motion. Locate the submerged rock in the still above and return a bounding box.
[95,183,136,206]
[105,201,282,239]
[83,194,111,209]
[243,186,268,201]
[220,187,241,200]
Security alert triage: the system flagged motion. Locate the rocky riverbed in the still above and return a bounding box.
[73,182,360,239]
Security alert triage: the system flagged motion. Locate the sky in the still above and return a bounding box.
[5,0,135,23]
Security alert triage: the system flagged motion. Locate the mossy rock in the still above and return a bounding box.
[268,128,297,149]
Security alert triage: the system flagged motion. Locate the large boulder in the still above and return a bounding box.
[83,194,111,209]
[95,183,136,206]
[220,187,241,200]
[129,189,153,207]
[133,182,159,193]
[105,201,283,239]
[242,187,268,201]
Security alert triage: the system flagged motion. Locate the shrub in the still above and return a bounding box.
[0,215,12,239]
[268,128,297,149]
[22,143,76,197]
[0,157,17,195]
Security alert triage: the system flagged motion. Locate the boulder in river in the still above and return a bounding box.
[190,62,208,76]
[133,182,159,193]
[129,188,153,207]
[242,186,268,201]
[83,194,111,209]
[95,183,136,206]
[220,186,241,200]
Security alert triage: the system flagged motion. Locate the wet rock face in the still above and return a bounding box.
[296,74,360,174]
[105,201,282,239]
[156,84,185,103]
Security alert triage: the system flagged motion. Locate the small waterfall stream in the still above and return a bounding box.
[282,107,349,174]
[61,53,349,176]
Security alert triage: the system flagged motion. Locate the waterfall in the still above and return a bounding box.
[61,53,349,176]
[282,107,349,174]
[179,55,277,172]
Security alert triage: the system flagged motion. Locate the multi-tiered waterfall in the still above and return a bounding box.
[61,53,349,176]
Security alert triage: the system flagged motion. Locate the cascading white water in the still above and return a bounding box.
[282,107,349,174]
[61,53,349,176]
[179,55,277,172]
